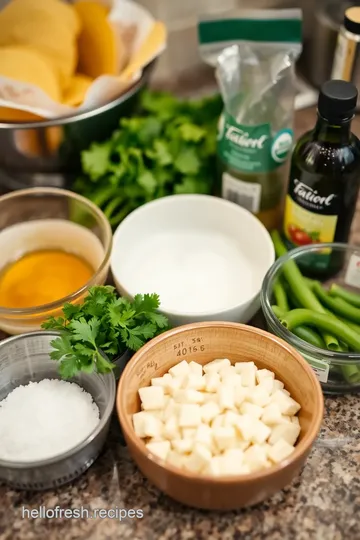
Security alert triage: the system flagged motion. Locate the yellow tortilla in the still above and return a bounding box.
[0,0,80,89]
[62,74,93,106]
[0,46,60,102]
[74,1,118,78]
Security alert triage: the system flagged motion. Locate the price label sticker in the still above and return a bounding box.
[344,254,360,289]
[308,358,329,384]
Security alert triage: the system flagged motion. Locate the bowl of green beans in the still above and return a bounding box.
[261,233,360,394]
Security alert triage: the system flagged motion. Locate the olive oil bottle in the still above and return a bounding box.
[283,80,360,277]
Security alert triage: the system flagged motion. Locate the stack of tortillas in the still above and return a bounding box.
[0,0,131,121]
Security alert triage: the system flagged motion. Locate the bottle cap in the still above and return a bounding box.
[318,80,358,121]
[344,7,360,35]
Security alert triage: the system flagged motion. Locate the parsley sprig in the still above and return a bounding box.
[41,286,169,378]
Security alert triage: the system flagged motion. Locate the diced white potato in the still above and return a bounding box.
[256,369,275,384]
[246,386,271,408]
[243,444,268,471]
[257,377,274,395]
[138,386,165,410]
[204,372,221,392]
[133,411,163,438]
[151,373,173,394]
[186,443,212,473]
[203,358,231,374]
[167,450,185,469]
[185,374,206,391]
[250,420,271,445]
[223,410,240,427]
[261,404,284,426]
[163,399,178,421]
[163,415,179,440]
[268,423,301,447]
[200,401,221,424]
[219,365,236,379]
[203,393,217,403]
[178,404,201,427]
[182,428,197,440]
[267,439,295,463]
[148,409,164,421]
[281,415,292,423]
[222,373,242,388]
[234,361,256,374]
[172,438,193,454]
[221,448,244,475]
[272,379,285,393]
[167,376,185,393]
[234,414,254,442]
[217,384,235,411]
[189,361,203,376]
[235,439,251,451]
[213,426,237,451]
[271,390,301,416]
[211,414,226,429]
[146,440,171,461]
[195,423,213,450]
[291,415,300,426]
[238,364,257,388]
[234,387,248,407]
[204,456,222,476]
[283,389,291,397]
[240,402,263,420]
[169,360,190,378]
[173,389,205,404]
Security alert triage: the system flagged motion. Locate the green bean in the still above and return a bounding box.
[271,231,339,350]
[271,305,326,348]
[273,280,289,312]
[330,283,360,308]
[313,282,360,323]
[322,307,360,334]
[280,309,360,351]
[341,364,360,384]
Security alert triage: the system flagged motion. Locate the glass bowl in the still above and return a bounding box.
[0,187,112,334]
[261,242,360,394]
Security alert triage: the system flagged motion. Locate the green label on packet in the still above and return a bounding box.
[217,111,293,174]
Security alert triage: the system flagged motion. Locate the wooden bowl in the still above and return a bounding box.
[116,322,324,510]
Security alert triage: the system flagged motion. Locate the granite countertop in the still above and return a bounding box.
[1,109,360,540]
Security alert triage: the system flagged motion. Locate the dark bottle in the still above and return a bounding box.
[282,79,360,278]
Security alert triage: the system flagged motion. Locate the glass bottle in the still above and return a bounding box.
[282,79,360,277]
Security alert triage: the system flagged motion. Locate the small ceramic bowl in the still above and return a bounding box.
[116,322,323,510]
[111,195,275,327]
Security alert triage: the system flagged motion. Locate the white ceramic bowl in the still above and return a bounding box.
[111,195,275,326]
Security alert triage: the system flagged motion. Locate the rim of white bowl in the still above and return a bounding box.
[111,195,275,318]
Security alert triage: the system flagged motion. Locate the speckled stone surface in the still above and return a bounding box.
[0,109,360,540]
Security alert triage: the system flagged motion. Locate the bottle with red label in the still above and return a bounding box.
[282,79,360,277]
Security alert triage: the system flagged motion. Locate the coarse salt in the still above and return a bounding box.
[0,379,100,462]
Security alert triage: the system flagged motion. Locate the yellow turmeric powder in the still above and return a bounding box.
[0,250,93,309]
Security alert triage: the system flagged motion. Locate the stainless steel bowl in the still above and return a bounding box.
[0,63,154,192]
[0,331,116,490]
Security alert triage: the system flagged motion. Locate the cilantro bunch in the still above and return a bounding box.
[42,286,169,378]
[74,90,222,228]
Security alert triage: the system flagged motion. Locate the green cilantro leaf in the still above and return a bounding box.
[174,148,201,175]
[69,318,100,345]
[81,143,111,180]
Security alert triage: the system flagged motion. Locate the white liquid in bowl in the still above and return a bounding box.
[116,230,256,314]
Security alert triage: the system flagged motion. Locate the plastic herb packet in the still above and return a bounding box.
[198,9,302,231]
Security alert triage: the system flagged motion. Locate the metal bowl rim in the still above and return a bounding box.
[0,330,116,469]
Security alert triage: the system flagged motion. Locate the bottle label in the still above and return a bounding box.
[222,172,261,213]
[284,177,338,270]
[218,112,293,174]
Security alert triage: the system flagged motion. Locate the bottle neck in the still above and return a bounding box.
[313,112,352,144]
